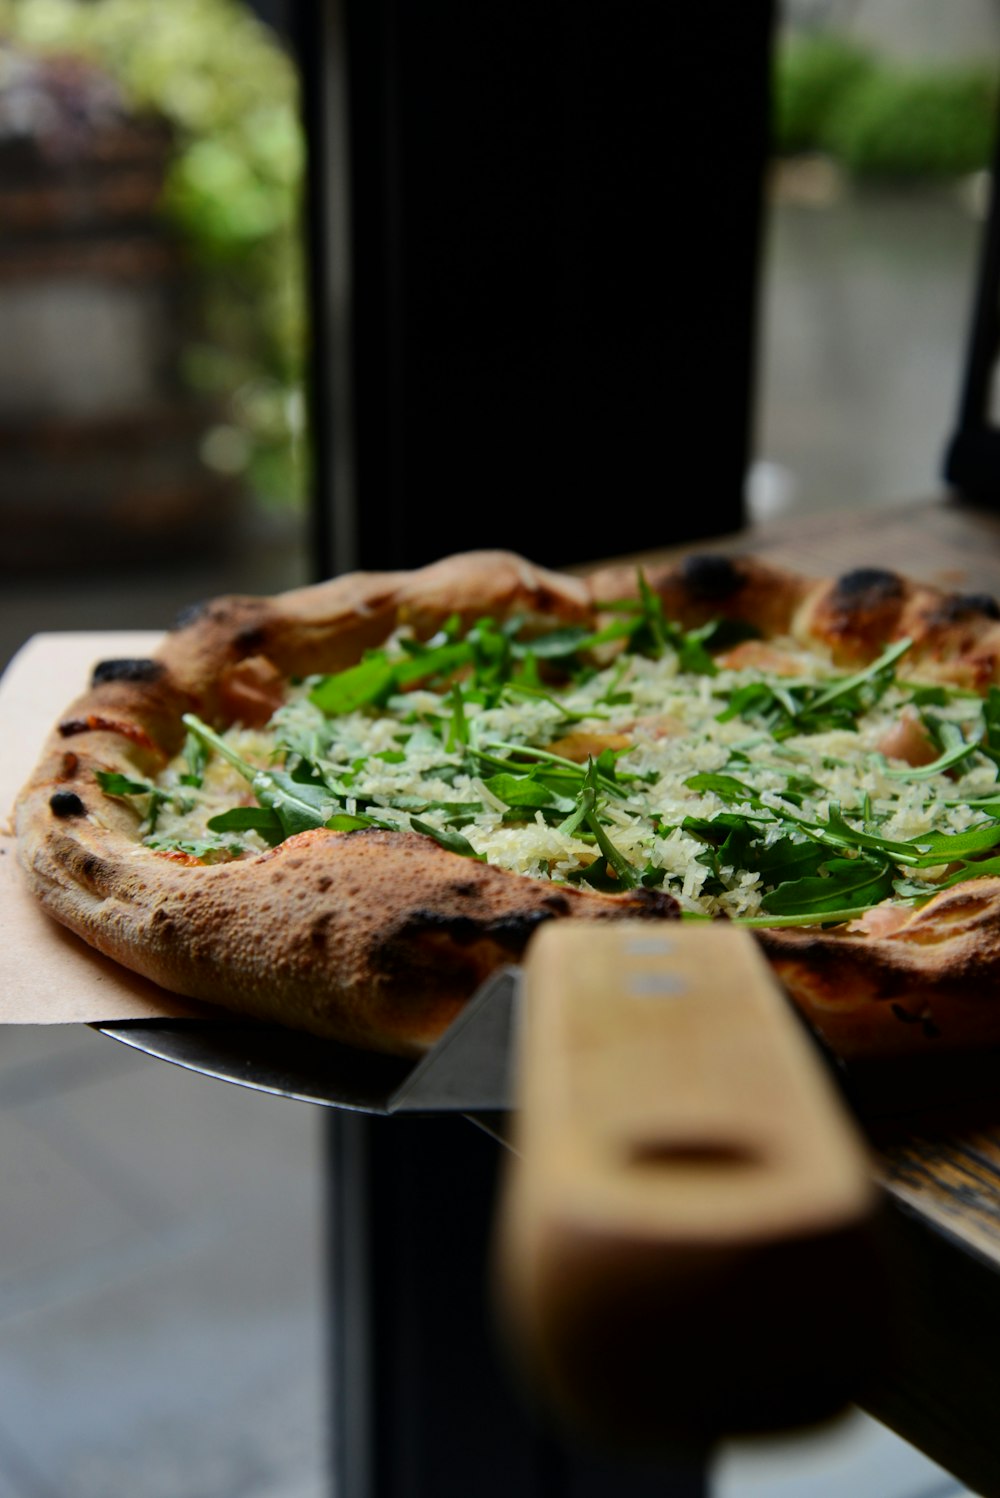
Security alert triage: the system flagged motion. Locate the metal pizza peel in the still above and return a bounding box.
[96,918,889,1447]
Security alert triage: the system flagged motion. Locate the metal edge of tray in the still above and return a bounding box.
[91,1018,413,1113]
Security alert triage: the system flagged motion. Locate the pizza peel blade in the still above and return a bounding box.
[386,966,521,1115]
[488,919,893,1448]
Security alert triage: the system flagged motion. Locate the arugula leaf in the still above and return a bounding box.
[95,769,171,832]
[512,625,591,660]
[717,638,914,739]
[180,730,207,788]
[446,684,469,751]
[632,572,667,658]
[820,804,920,862]
[409,818,484,859]
[716,681,790,727]
[984,687,1000,753]
[681,813,761,874]
[909,821,1000,863]
[464,619,513,692]
[254,773,338,837]
[683,772,766,808]
[593,658,632,706]
[309,639,478,718]
[583,574,723,674]
[558,759,641,888]
[474,740,627,797]
[504,681,608,722]
[753,835,830,883]
[556,783,594,839]
[95,770,157,797]
[761,857,895,916]
[804,638,912,716]
[924,856,1000,890]
[585,816,640,888]
[394,641,474,688]
[676,621,718,676]
[738,905,896,928]
[309,654,398,714]
[182,713,340,839]
[207,807,284,846]
[482,772,560,809]
[907,685,951,709]
[884,720,978,780]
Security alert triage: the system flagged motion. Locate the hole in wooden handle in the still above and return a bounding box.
[626,1139,759,1170]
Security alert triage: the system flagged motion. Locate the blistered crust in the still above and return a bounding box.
[15,547,1000,1057]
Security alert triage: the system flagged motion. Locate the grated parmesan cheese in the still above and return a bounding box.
[142,628,1000,920]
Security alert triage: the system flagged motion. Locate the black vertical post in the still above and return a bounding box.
[326,1110,709,1498]
[302,1,774,575]
[945,81,1000,507]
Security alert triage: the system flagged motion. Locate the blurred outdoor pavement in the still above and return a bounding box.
[752,172,984,524]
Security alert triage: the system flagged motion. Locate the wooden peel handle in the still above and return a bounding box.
[494,921,888,1448]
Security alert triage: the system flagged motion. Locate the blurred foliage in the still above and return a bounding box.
[0,0,307,510]
[774,33,875,155]
[774,31,998,179]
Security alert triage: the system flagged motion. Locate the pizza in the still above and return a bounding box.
[14,548,1000,1061]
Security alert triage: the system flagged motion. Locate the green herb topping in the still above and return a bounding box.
[95,581,1000,927]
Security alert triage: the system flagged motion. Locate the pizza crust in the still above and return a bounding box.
[15,548,1000,1058]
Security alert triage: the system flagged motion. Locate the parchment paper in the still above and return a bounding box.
[0,633,211,1023]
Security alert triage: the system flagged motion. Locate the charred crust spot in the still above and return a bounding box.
[679,554,741,601]
[832,569,903,607]
[235,625,267,653]
[402,911,484,946]
[612,888,679,919]
[931,592,1000,624]
[450,880,481,898]
[399,907,552,953]
[541,892,571,915]
[61,752,79,778]
[49,791,85,818]
[91,658,164,686]
[485,911,554,946]
[172,600,209,631]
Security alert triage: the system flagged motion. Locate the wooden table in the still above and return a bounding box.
[631,495,1000,1496]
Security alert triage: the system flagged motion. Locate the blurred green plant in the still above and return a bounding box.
[774,30,998,179]
[0,0,307,509]
[774,33,875,155]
